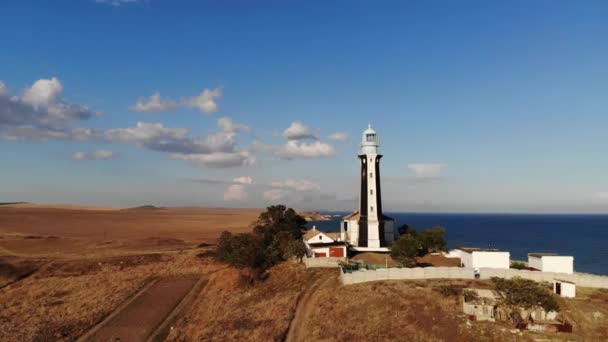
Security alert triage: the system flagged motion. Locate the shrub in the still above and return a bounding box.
[510,261,527,270]
[436,285,462,297]
[492,277,560,312]
[463,289,480,302]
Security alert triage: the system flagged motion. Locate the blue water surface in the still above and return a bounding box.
[307,213,608,275]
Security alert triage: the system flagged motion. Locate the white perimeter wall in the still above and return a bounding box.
[341,267,608,289]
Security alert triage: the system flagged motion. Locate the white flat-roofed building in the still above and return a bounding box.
[528,253,574,274]
[456,247,510,269]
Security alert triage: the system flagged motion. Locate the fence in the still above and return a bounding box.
[340,266,608,289]
[304,257,346,268]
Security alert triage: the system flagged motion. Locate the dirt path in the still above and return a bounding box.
[284,274,332,342]
[79,275,201,342]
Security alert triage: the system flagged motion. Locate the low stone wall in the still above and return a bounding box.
[478,268,608,288]
[304,257,345,268]
[341,267,475,285]
[341,267,608,289]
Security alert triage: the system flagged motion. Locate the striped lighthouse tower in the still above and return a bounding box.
[357,124,388,248]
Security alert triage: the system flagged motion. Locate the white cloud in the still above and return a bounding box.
[264,188,289,201]
[278,140,335,159]
[223,175,254,200]
[105,117,252,168]
[407,163,447,179]
[283,121,317,140]
[186,88,222,113]
[0,78,97,141]
[233,176,253,185]
[224,184,248,201]
[328,132,350,141]
[71,152,87,161]
[129,92,178,112]
[129,87,222,114]
[21,77,63,106]
[172,151,255,168]
[0,81,7,96]
[72,149,115,161]
[217,117,250,134]
[271,179,320,192]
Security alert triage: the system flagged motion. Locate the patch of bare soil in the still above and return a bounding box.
[351,252,400,266]
[284,272,334,342]
[417,253,461,267]
[82,276,200,342]
[0,257,42,288]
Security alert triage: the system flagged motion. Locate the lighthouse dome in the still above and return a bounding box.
[361,124,379,154]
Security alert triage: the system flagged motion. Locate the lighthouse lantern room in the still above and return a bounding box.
[341,125,396,251]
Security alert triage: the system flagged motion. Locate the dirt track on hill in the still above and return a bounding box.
[80,276,201,342]
[284,274,333,342]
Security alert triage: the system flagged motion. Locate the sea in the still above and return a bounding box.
[306,212,608,275]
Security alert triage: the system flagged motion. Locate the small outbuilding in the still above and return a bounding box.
[553,279,576,298]
[303,227,347,258]
[528,253,574,274]
[449,247,510,269]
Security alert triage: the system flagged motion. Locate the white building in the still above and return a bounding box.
[303,227,347,258]
[340,125,396,251]
[528,253,574,274]
[553,279,576,298]
[450,247,510,269]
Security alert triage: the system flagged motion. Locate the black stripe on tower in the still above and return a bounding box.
[375,155,386,246]
[358,155,368,247]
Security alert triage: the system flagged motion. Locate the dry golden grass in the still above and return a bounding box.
[166,261,326,341]
[0,250,214,341]
[0,207,260,243]
[1,206,607,341]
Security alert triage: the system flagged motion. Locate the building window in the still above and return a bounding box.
[371,206,374,212]
[370,189,373,195]
[319,236,322,240]
[366,133,376,142]
[370,172,373,178]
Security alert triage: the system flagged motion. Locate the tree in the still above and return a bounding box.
[398,224,418,238]
[285,239,308,263]
[390,234,421,267]
[215,205,308,273]
[253,205,307,245]
[419,226,447,253]
[216,231,266,269]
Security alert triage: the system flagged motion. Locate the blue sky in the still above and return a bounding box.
[1,0,608,212]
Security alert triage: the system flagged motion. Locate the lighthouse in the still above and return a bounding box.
[341,124,396,250]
